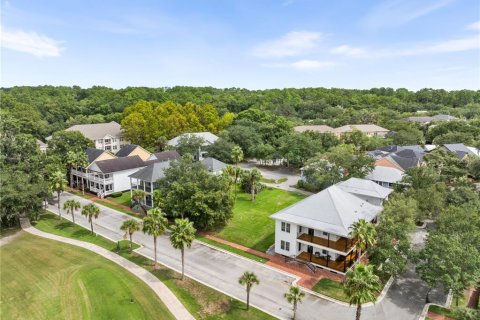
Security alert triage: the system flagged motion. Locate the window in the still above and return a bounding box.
[322,249,327,255]
[280,241,290,251]
[113,145,117,150]
[97,139,103,144]
[298,243,301,251]
[298,226,302,233]
[112,138,117,142]
[281,222,290,233]
[120,137,124,141]
[323,232,328,236]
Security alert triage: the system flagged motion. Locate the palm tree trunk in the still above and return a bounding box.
[246,288,250,310]
[70,170,73,188]
[153,236,157,269]
[455,295,459,307]
[293,302,297,320]
[251,181,255,201]
[129,233,133,250]
[90,220,94,234]
[234,176,238,200]
[57,191,61,219]
[425,287,431,303]
[181,247,185,280]
[82,179,85,195]
[356,303,362,320]
[72,211,75,224]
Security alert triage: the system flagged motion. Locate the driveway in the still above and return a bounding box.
[45,192,446,320]
[238,162,312,195]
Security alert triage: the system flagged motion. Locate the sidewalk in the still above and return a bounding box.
[20,218,194,320]
[204,234,343,289]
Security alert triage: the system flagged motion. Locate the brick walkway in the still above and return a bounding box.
[204,234,344,289]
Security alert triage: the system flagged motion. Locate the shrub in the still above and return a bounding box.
[110,192,123,198]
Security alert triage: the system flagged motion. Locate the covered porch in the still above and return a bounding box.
[297,233,358,253]
[296,249,358,273]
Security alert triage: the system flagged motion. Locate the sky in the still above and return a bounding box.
[1,0,479,90]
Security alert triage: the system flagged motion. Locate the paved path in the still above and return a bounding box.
[45,192,446,320]
[238,162,313,195]
[20,218,195,320]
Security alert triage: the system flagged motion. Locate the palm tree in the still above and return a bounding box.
[50,170,68,219]
[231,145,244,165]
[63,199,81,223]
[238,271,259,311]
[284,286,305,320]
[120,218,141,251]
[81,203,100,234]
[349,219,377,260]
[169,218,196,280]
[142,208,168,268]
[131,189,147,214]
[246,168,262,201]
[344,263,381,320]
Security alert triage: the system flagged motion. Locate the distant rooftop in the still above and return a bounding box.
[65,121,123,140]
[337,177,393,200]
[167,132,219,146]
[334,124,389,134]
[294,125,334,133]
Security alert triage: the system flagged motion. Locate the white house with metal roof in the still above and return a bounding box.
[270,183,384,274]
[336,177,393,206]
[129,161,172,208]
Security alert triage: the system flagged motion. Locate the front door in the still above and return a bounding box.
[307,245,313,254]
[308,228,314,236]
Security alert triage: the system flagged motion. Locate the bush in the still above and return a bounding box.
[240,179,266,194]
[110,192,123,198]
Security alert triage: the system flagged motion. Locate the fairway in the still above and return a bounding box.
[215,188,306,251]
[0,232,174,320]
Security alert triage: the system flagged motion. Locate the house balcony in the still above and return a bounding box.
[297,233,357,254]
[88,175,113,184]
[296,251,358,273]
[71,169,87,177]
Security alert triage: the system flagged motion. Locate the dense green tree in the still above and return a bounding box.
[467,157,480,180]
[157,156,234,229]
[206,138,237,163]
[238,271,260,311]
[344,264,381,320]
[48,131,94,159]
[231,145,244,165]
[142,208,169,268]
[120,218,141,251]
[169,218,196,280]
[176,134,205,158]
[242,168,262,201]
[277,132,324,167]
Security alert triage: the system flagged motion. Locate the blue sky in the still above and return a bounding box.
[1,0,479,90]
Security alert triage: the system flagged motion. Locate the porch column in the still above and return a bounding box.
[327,233,330,247]
[143,181,146,205]
[326,254,329,268]
[345,238,348,252]
[130,178,133,200]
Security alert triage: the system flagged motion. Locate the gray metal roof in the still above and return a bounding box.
[149,150,181,162]
[116,144,139,157]
[337,178,393,200]
[91,155,145,173]
[200,157,227,173]
[366,166,404,184]
[129,161,171,182]
[270,185,382,237]
[85,148,110,163]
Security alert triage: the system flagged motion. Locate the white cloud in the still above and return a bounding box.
[330,36,479,60]
[362,0,453,29]
[290,59,336,69]
[252,31,323,58]
[0,26,63,57]
[330,45,367,57]
[466,21,480,31]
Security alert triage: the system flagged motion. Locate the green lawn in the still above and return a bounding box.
[109,192,132,207]
[196,235,269,264]
[32,213,139,250]
[93,200,142,218]
[215,188,306,251]
[33,214,275,320]
[0,232,174,320]
[312,278,349,302]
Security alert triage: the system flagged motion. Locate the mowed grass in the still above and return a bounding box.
[312,278,348,302]
[109,192,132,207]
[0,232,174,320]
[215,188,306,251]
[33,214,276,320]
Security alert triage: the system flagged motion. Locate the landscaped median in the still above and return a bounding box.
[33,213,276,320]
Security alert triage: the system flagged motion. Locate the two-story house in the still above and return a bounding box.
[270,181,389,274]
[59,121,128,153]
[129,161,172,208]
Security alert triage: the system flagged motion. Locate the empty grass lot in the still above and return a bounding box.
[108,192,132,207]
[215,188,306,251]
[0,232,174,320]
[312,278,349,302]
[33,214,275,320]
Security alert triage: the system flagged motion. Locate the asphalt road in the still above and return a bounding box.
[45,192,446,320]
